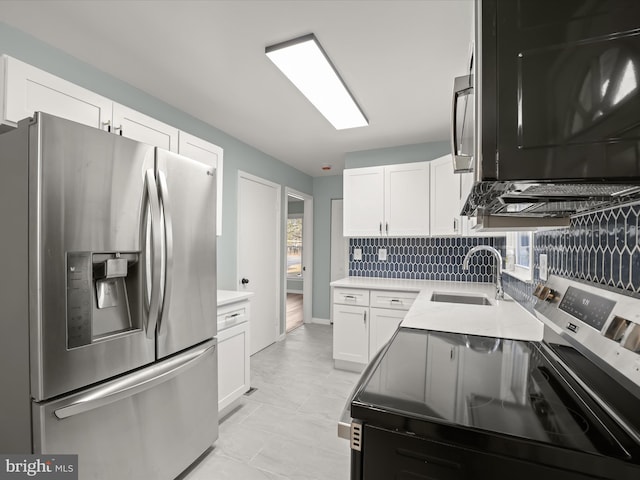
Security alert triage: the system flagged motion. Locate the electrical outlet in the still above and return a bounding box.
[539,253,548,281]
[378,248,387,261]
[354,248,362,261]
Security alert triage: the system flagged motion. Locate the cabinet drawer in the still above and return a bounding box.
[333,287,370,306]
[370,290,418,310]
[217,302,248,331]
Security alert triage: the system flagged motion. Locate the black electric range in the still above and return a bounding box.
[346,276,640,480]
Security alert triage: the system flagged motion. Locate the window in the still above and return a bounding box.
[287,216,303,277]
[505,232,533,282]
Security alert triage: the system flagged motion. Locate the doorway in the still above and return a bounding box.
[237,172,281,355]
[284,188,313,333]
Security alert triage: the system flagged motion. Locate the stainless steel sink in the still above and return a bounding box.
[430,292,492,306]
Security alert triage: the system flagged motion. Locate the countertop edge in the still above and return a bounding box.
[217,290,254,307]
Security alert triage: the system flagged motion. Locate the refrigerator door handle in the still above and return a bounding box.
[54,340,216,419]
[157,170,174,337]
[145,169,162,339]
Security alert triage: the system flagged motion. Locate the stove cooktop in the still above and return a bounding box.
[351,328,640,463]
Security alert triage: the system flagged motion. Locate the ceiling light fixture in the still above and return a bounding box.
[266,33,368,130]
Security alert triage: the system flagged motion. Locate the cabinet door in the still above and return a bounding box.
[384,162,430,236]
[218,322,250,413]
[178,131,224,235]
[429,155,462,235]
[369,308,405,356]
[1,55,112,130]
[343,166,384,237]
[112,103,179,152]
[332,304,369,365]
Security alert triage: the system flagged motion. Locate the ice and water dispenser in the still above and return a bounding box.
[66,252,142,348]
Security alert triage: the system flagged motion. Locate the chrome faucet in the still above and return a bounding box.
[462,245,504,300]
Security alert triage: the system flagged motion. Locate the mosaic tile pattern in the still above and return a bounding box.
[348,236,505,282]
[503,203,640,309]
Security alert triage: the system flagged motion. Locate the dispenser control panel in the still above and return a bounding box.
[66,252,93,348]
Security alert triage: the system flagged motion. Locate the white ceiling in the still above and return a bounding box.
[0,0,473,177]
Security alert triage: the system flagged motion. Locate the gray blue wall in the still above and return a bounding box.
[312,175,343,320]
[344,141,450,168]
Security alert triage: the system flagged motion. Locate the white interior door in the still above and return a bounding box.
[238,172,280,355]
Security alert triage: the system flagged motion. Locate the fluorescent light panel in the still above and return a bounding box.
[266,34,368,130]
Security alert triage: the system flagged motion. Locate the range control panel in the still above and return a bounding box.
[534,275,640,391]
[558,286,616,332]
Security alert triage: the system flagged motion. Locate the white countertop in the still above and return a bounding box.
[217,289,254,307]
[330,277,543,341]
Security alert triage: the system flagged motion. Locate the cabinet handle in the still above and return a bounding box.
[390,299,401,304]
[454,218,458,232]
[225,313,241,320]
[344,295,356,301]
[114,125,123,136]
[379,222,382,235]
[450,347,455,360]
[363,311,367,324]
[385,222,389,234]
[102,120,111,132]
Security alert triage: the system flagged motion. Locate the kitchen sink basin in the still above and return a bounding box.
[430,292,492,306]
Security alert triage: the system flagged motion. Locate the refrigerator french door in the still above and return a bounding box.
[0,112,218,480]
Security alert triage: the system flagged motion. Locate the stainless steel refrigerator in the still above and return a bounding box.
[0,112,218,479]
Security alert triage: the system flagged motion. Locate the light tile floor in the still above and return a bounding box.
[180,324,361,480]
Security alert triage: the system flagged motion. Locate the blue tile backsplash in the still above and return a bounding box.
[348,236,505,282]
[504,203,640,312]
[349,203,640,315]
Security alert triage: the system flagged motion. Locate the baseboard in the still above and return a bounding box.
[309,317,330,325]
[334,359,365,373]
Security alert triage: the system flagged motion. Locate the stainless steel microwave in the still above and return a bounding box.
[452,0,640,221]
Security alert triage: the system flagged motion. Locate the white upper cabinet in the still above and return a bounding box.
[343,162,430,237]
[178,131,224,236]
[0,55,112,130]
[429,154,462,236]
[343,166,385,236]
[385,162,430,236]
[0,55,224,235]
[112,103,179,153]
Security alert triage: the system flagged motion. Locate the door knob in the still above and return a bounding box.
[241,278,249,285]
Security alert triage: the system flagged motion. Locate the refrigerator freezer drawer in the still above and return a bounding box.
[32,339,218,480]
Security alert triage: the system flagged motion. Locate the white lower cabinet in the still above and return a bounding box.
[333,303,369,367]
[217,300,250,416]
[332,287,416,371]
